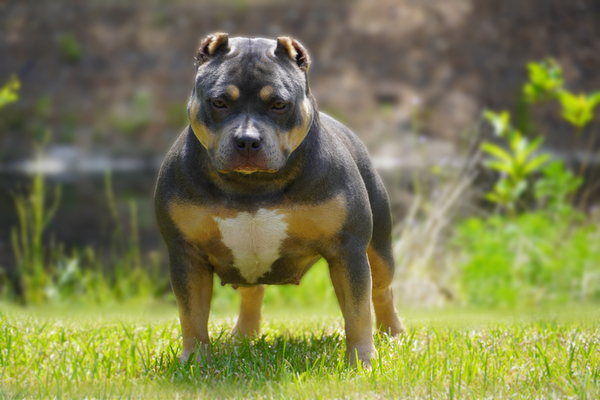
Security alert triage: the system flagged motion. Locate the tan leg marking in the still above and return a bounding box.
[232,285,265,337]
[368,245,405,336]
[227,85,240,100]
[259,85,273,102]
[329,262,376,368]
[178,268,213,364]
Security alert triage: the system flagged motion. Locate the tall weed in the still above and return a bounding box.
[3,164,169,305]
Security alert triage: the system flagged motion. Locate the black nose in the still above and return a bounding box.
[234,133,261,155]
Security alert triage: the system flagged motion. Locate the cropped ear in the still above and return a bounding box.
[275,36,310,71]
[195,32,229,66]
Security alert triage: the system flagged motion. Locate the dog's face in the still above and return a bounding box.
[188,33,313,174]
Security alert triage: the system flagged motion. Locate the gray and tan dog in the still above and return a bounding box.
[155,33,405,367]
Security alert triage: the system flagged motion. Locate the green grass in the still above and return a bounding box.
[1,306,598,399]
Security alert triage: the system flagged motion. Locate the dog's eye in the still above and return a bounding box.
[271,102,287,111]
[212,100,227,109]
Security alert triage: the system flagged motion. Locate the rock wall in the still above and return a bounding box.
[1,0,599,159]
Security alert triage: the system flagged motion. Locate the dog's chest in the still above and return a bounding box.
[213,209,288,283]
[169,196,347,284]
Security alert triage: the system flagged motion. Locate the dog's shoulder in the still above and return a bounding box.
[318,112,374,170]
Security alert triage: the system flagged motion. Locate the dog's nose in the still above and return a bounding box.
[234,133,262,155]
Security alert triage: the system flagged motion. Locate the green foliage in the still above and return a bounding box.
[535,160,583,214]
[481,110,549,212]
[483,109,511,137]
[557,90,600,132]
[455,211,600,308]
[523,59,600,133]
[469,60,600,309]
[482,58,600,212]
[0,74,20,109]
[523,58,564,103]
[58,32,82,62]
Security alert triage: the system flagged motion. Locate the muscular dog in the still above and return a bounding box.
[154,33,405,367]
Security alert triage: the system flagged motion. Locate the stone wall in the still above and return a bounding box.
[1,0,599,159]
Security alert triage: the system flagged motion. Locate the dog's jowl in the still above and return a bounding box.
[155,32,405,367]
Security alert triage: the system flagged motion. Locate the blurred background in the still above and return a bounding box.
[1,0,599,310]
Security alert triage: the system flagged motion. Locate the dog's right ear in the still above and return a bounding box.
[195,32,229,66]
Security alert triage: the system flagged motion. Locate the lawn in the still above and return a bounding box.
[1,305,599,399]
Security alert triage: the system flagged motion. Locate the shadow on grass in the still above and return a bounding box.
[155,328,351,388]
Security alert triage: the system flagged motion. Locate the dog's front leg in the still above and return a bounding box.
[169,247,214,364]
[326,244,376,368]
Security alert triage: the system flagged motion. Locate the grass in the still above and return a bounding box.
[1,305,599,399]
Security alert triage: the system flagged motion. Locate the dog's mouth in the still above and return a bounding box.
[234,163,260,173]
[218,161,278,174]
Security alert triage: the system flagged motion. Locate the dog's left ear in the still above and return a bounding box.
[275,37,310,71]
[196,32,229,66]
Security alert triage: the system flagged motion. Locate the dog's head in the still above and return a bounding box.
[188,33,314,174]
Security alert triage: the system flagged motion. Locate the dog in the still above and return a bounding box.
[154,33,405,367]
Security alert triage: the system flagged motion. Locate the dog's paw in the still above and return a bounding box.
[376,317,407,337]
[347,344,377,369]
[179,343,211,365]
[231,320,261,338]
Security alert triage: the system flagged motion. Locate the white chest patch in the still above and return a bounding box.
[214,208,288,284]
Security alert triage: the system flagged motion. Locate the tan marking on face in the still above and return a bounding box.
[284,194,346,240]
[227,85,240,100]
[189,98,216,150]
[279,97,312,154]
[259,85,273,102]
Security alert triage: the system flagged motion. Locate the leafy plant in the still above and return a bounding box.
[521,59,600,202]
[0,74,20,109]
[534,160,583,214]
[481,110,549,213]
[523,59,600,132]
[522,58,564,103]
[557,90,600,132]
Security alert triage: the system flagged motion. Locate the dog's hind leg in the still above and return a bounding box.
[368,244,405,336]
[232,285,265,337]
